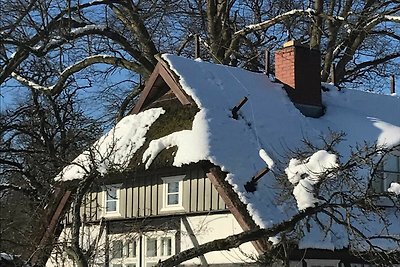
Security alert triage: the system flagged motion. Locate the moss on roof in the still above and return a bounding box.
[127,95,199,172]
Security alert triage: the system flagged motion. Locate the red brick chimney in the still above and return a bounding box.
[275,40,323,117]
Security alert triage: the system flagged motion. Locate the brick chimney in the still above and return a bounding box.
[275,40,323,117]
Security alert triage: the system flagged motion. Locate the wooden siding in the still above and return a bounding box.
[65,167,227,223]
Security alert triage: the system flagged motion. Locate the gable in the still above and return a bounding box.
[131,60,194,114]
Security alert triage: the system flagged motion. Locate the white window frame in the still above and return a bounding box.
[103,184,122,217]
[109,231,175,267]
[143,231,176,266]
[161,175,185,212]
[109,234,139,267]
[305,259,340,267]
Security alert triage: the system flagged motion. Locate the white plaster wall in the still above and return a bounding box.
[180,213,258,265]
[46,223,106,267]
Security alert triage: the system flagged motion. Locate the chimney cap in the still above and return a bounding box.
[283,40,303,48]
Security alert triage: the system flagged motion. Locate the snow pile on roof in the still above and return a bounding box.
[285,150,338,210]
[56,108,165,181]
[142,110,210,168]
[259,149,274,169]
[388,182,400,195]
[152,54,400,250]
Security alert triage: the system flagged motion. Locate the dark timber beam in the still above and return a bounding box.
[30,188,72,266]
[207,167,270,254]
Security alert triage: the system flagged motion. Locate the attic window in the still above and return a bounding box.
[161,175,185,211]
[103,184,122,216]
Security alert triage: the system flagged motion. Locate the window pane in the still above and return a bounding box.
[106,200,117,212]
[167,194,179,205]
[107,187,117,199]
[146,238,157,257]
[126,240,136,258]
[112,240,123,258]
[167,182,179,193]
[161,237,172,256]
[112,265,122,267]
[126,264,136,267]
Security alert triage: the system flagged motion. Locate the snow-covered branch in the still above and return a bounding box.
[11,55,144,95]
[385,15,400,22]
[233,8,345,37]
[234,9,311,36]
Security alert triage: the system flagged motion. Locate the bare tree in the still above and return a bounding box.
[1,0,399,265]
[156,139,400,266]
[0,86,101,259]
[1,0,399,110]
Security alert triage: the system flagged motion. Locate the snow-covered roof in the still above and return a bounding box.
[146,54,400,251]
[55,108,165,181]
[57,54,400,251]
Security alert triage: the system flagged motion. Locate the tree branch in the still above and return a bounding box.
[11,55,146,95]
[157,204,328,267]
[233,9,344,37]
[346,52,400,77]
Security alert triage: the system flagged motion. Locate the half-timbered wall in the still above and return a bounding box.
[65,167,227,223]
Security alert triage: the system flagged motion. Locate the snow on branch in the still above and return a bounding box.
[234,8,345,37]
[11,55,142,95]
[385,15,400,23]
[365,13,400,32]
[32,24,108,52]
[234,9,310,36]
[388,183,400,195]
[285,150,338,211]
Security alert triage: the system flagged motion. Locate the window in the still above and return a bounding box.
[146,238,157,257]
[112,240,123,259]
[161,175,185,211]
[126,240,137,258]
[110,236,138,267]
[167,181,180,205]
[103,184,121,216]
[373,154,400,193]
[109,232,175,267]
[160,237,172,256]
[144,232,176,267]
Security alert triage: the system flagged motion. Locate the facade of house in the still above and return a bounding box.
[46,41,400,267]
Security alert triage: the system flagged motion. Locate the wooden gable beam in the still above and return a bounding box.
[132,57,193,114]
[30,188,72,266]
[206,167,270,254]
[131,63,162,114]
[158,63,192,106]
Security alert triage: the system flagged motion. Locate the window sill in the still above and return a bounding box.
[160,206,185,213]
[103,211,122,218]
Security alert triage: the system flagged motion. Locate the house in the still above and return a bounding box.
[45,41,400,267]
